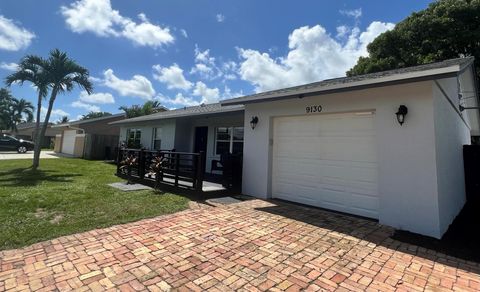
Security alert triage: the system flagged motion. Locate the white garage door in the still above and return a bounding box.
[62,130,77,155]
[272,112,379,219]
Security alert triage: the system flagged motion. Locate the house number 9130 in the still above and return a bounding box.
[306,105,322,113]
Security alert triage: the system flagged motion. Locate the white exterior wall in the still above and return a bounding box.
[433,78,470,236]
[119,119,176,150]
[242,81,448,238]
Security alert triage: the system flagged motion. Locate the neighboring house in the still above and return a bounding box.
[219,57,479,239]
[5,122,62,148]
[111,103,245,174]
[53,113,125,159]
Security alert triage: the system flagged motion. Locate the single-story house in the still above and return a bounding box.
[110,103,245,174]
[5,122,62,148]
[53,113,125,159]
[220,57,479,239]
[114,57,479,239]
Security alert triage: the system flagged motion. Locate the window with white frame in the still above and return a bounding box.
[152,127,162,150]
[126,128,142,148]
[215,127,244,155]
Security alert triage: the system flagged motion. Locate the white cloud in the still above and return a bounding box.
[216,14,225,23]
[0,62,18,71]
[155,84,240,108]
[180,29,188,38]
[102,69,156,99]
[61,0,174,48]
[340,8,362,20]
[190,45,238,81]
[122,14,174,48]
[222,61,238,80]
[79,91,115,104]
[237,21,394,92]
[152,63,192,90]
[0,15,35,51]
[336,25,349,38]
[156,93,199,107]
[193,81,220,104]
[190,45,236,81]
[40,107,69,121]
[71,100,101,112]
[223,86,243,99]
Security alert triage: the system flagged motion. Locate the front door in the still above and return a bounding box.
[194,127,208,172]
[194,127,208,153]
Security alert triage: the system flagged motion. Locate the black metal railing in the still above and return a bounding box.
[117,148,205,191]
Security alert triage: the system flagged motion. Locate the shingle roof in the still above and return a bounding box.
[16,122,49,130]
[222,57,475,105]
[110,103,244,125]
[53,113,125,128]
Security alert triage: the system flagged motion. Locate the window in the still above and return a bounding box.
[126,129,142,148]
[0,135,15,142]
[152,127,162,150]
[215,126,244,155]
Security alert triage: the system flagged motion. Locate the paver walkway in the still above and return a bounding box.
[1,199,479,291]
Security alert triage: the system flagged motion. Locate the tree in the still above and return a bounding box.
[5,55,49,143]
[32,49,92,169]
[57,115,69,124]
[0,89,33,132]
[347,0,480,79]
[5,50,90,169]
[0,89,13,131]
[9,98,34,132]
[80,111,112,120]
[119,100,166,118]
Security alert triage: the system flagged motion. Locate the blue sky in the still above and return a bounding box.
[0,0,432,121]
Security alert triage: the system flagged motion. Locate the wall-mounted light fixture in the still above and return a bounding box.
[250,116,259,130]
[395,105,408,126]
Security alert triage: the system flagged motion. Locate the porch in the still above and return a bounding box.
[116,148,238,196]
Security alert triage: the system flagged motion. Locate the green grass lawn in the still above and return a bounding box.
[0,158,190,250]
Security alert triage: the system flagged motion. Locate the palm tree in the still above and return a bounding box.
[119,104,143,118]
[57,115,69,124]
[119,101,165,118]
[9,98,34,132]
[0,88,13,131]
[32,49,93,169]
[5,55,48,144]
[80,111,112,120]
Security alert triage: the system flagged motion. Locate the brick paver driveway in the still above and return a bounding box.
[1,199,479,291]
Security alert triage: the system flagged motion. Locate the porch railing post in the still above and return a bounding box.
[195,151,205,193]
[116,148,122,175]
[174,153,180,187]
[138,149,145,179]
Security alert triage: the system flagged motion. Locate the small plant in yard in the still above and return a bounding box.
[120,155,138,184]
[148,156,168,189]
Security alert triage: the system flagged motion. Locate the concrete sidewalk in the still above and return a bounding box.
[0,151,63,160]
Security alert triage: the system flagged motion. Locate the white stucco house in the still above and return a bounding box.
[221,57,479,239]
[111,103,245,174]
[115,57,479,239]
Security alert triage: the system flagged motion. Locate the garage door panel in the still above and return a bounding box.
[62,130,77,155]
[351,197,379,212]
[272,112,379,219]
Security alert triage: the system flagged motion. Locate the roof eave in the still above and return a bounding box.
[109,107,244,126]
[221,65,462,106]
